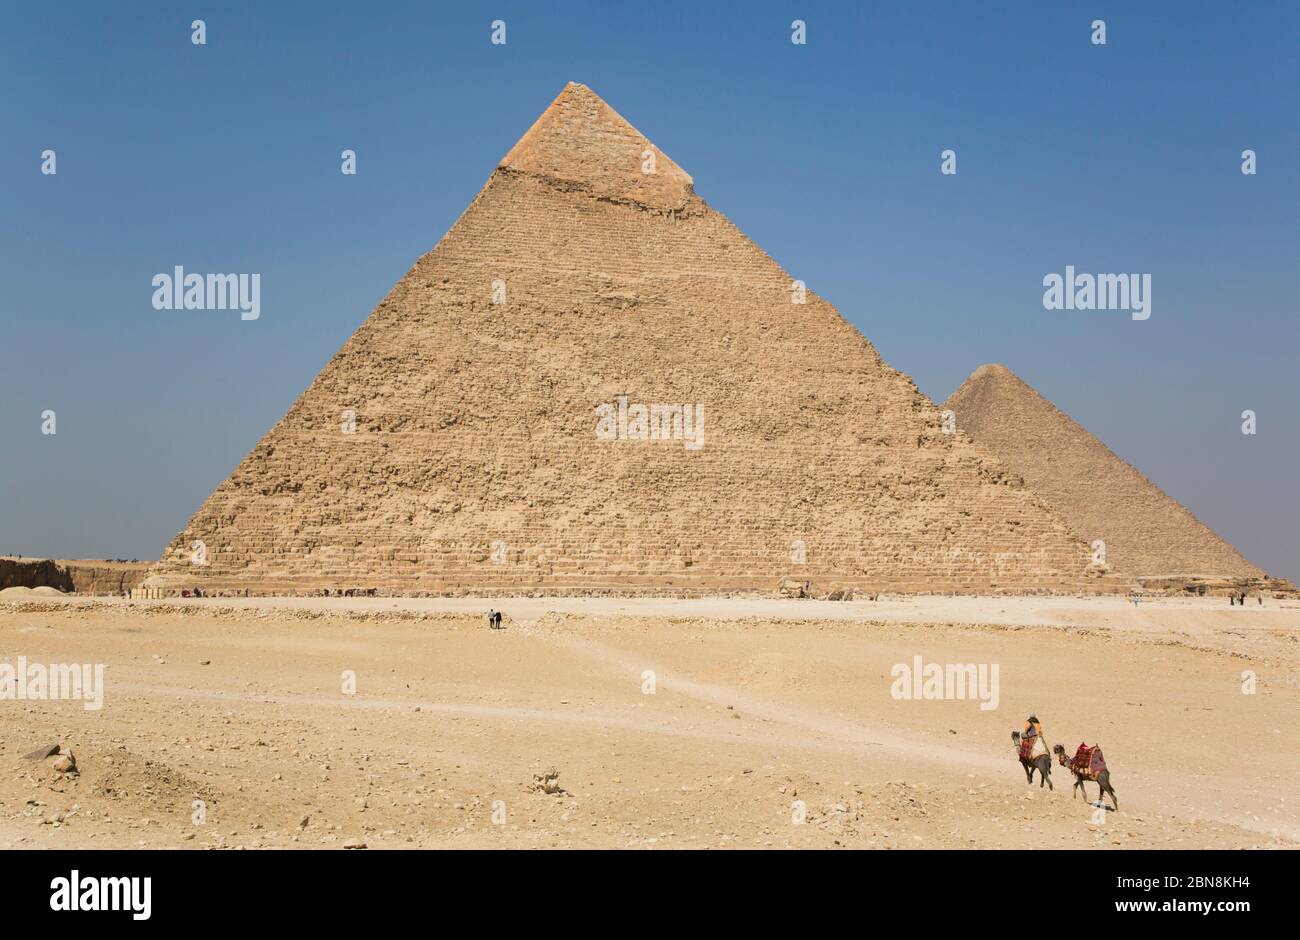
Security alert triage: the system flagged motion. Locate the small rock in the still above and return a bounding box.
[531,768,564,795]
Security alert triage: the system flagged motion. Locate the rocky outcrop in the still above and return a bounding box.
[0,557,150,595]
[0,557,71,591]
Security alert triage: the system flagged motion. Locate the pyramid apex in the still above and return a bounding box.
[963,363,1038,393]
[500,82,693,210]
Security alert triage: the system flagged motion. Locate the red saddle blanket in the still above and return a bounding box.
[1071,743,1107,775]
[1018,739,1035,760]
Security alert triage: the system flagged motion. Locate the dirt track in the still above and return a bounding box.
[1,594,1296,849]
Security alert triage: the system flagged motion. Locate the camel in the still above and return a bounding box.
[1010,731,1052,789]
[1054,744,1118,811]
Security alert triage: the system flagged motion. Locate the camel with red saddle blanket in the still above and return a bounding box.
[1010,729,1052,790]
[1054,742,1118,811]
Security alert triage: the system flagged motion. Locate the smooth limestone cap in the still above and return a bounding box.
[500,82,693,210]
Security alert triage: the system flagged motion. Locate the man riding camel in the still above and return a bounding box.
[1020,714,1049,761]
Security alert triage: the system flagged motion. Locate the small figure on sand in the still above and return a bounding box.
[487,608,503,630]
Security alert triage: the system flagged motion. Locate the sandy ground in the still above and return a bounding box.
[0,593,1296,850]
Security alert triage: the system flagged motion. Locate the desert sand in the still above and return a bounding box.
[0,593,1295,850]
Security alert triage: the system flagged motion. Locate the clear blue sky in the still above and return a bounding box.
[2,1,1296,579]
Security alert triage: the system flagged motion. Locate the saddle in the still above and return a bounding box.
[1070,742,1106,776]
[1019,735,1045,761]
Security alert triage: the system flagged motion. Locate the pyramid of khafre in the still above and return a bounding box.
[146,83,1099,596]
[944,364,1263,580]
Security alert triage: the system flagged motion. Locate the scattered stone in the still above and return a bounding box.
[531,768,564,795]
